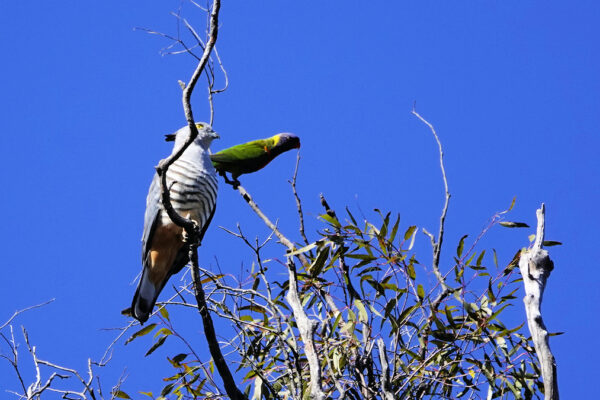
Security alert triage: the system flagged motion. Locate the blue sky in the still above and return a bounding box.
[1,1,598,398]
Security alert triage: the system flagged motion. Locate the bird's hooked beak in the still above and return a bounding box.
[280,133,300,149]
[210,130,220,140]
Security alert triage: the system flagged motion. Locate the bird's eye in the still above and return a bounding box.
[196,123,204,129]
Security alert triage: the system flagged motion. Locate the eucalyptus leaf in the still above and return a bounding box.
[145,335,168,357]
[125,323,157,345]
[499,221,530,228]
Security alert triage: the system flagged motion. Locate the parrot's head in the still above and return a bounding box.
[165,122,220,150]
[275,133,301,151]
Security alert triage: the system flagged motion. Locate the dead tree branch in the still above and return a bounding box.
[1,299,136,399]
[518,204,559,400]
[0,299,55,331]
[189,243,245,400]
[377,339,394,400]
[233,182,337,315]
[229,183,326,399]
[289,152,309,246]
[412,107,450,281]
[285,259,325,400]
[412,108,456,361]
[152,1,245,398]
[181,0,220,130]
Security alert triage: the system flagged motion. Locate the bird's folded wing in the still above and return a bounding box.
[141,174,162,264]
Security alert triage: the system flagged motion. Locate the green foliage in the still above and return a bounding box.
[125,324,157,345]
[132,205,543,399]
[113,390,132,399]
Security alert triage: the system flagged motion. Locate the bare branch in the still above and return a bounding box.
[289,151,309,246]
[235,184,298,252]
[285,259,326,400]
[156,0,221,233]
[412,108,455,362]
[151,2,245,398]
[377,339,394,400]
[99,320,138,366]
[229,182,326,399]
[0,299,55,331]
[181,0,219,129]
[518,204,559,400]
[211,47,229,94]
[2,326,27,394]
[412,107,450,279]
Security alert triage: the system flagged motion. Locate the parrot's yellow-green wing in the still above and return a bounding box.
[211,133,300,179]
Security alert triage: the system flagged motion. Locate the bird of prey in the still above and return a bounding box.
[210,133,300,185]
[130,122,219,323]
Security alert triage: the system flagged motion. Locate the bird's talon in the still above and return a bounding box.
[219,172,241,189]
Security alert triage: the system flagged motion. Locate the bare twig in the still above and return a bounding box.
[207,46,229,125]
[181,0,219,129]
[0,299,55,331]
[289,151,309,246]
[235,184,298,252]
[235,181,341,311]
[518,204,559,400]
[1,307,128,399]
[21,326,97,399]
[412,107,454,362]
[1,325,27,394]
[412,107,450,280]
[211,47,229,94]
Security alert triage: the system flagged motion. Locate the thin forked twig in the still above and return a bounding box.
[411,106,453,363]
[289,151,309,246]
[412,106,451,282]
[0,299,55,331]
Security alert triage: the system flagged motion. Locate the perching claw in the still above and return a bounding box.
[219,170,241,189]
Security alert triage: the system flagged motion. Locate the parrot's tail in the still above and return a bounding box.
[131,269,159,324]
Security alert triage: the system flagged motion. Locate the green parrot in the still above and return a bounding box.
[211,133,300,186]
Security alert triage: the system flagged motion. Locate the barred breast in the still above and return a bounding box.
[162,157,218,229]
